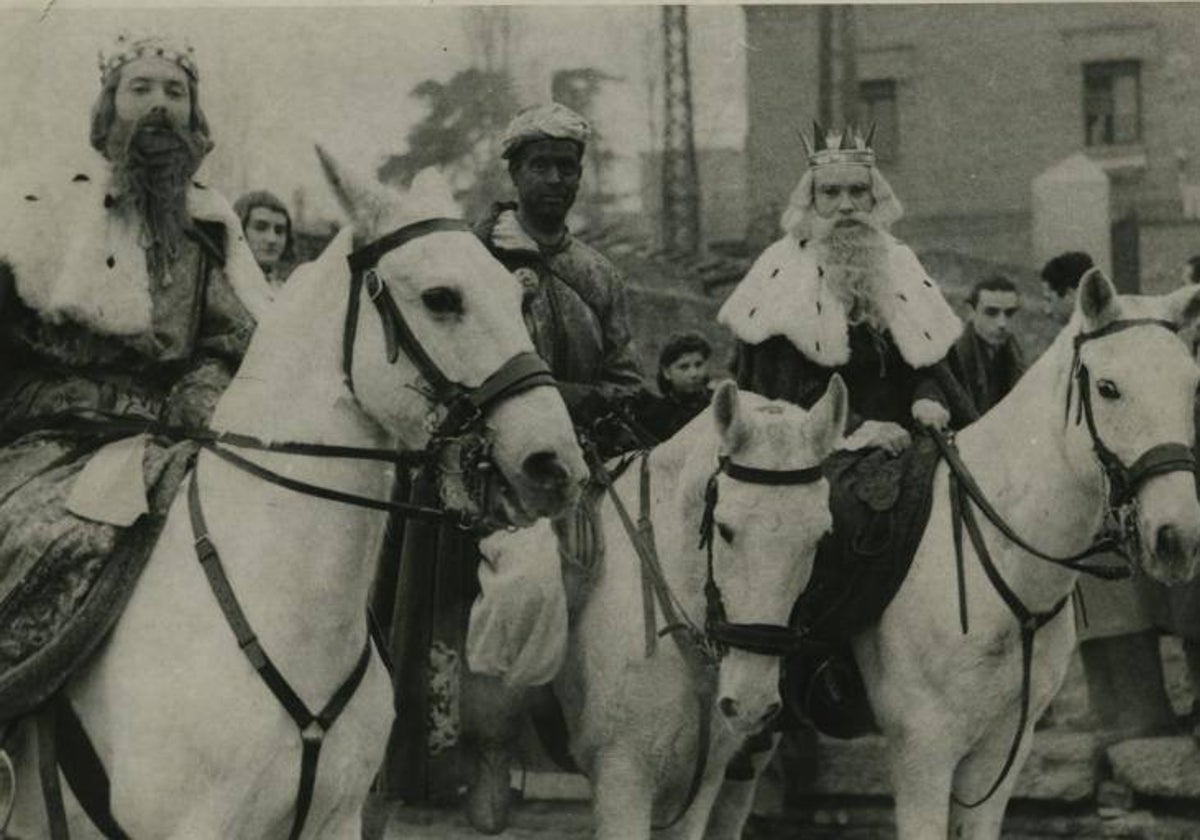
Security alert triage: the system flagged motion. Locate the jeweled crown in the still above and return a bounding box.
[803,121,876,168]
[98,33,198,83]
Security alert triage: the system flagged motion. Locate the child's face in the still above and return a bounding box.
[663,351,709,395]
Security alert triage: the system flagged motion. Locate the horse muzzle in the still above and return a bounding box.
[1137,473,1200,584]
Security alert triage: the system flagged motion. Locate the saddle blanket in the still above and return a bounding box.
[783,435,942,738]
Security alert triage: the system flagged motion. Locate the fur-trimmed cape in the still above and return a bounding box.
[718,234,961,369]
[0,157,273,337]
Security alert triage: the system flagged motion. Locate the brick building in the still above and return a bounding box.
[743,4,1200,292]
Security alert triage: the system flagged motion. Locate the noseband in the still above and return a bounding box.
[697,456,826,660]
[1067,318,1196,511]
[343,217,556,441]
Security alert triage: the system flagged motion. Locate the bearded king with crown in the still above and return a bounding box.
[719,123,966,454]
[0,33,271,756]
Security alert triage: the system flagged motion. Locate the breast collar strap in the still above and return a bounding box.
[342,218,556,440]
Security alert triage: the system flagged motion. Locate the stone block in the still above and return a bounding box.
[1108,736,1200,799]
[794,731,1099,802]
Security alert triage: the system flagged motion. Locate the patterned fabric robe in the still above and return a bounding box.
[0,167,262,711]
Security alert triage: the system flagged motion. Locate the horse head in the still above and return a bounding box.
[315,147,586,526]
[1065,268,1200,583]
[700,376,846,734]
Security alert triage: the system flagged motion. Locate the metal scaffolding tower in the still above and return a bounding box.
[660,5,701,256]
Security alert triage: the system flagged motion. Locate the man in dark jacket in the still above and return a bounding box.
[947,275,1025,414]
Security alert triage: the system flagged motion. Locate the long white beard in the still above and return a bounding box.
[814,222,890,330]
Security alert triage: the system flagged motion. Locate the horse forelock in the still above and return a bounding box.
[734,398,829,471]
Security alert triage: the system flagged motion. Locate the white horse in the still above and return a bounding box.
[541,378,844,840]
[8,150,587,839]
[716,269,1200,839]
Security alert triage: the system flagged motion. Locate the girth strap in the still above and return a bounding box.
[188,470,374,840]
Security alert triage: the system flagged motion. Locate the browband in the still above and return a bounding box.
[721,458,825,486]
[347,218,473,273]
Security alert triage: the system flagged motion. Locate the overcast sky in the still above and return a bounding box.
[0,2,747,221]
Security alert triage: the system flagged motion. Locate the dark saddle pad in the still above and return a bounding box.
[782,435,942,739]
[798,434,942,643]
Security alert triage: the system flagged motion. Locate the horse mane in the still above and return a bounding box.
[209,229,357,439]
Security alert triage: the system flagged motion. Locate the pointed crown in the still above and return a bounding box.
[99,33,198,84]
[803,121,876,169]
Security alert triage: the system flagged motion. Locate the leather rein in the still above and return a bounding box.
[935,317,1195,809]
[589,445,826,829]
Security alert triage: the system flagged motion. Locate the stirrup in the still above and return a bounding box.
[0,748,15,835]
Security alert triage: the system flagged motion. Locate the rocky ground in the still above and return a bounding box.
[369,639,1200,838]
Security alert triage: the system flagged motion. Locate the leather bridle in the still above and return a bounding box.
[697,456,828,660]
[1068,318,1196,513]
[343,217,557,442]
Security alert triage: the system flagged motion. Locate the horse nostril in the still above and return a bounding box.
[718,697,738,719]
[522,450,569,488]
[1156,524,1183,561]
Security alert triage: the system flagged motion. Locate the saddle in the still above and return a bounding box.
[783,434,942,738]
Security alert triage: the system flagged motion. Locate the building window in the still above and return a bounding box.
[1084,61,1141,147]
[859,79,898,162]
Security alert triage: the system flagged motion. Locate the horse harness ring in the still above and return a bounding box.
[935,316,1196,809]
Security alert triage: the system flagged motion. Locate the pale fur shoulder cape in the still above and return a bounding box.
[0,158,273,337]
[717,234,962,368]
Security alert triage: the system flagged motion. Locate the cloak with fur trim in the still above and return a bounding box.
[718,234,966,434]
[0,158,272,335]
[0,159,269,525]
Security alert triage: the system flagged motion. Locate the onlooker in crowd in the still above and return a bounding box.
[947,274,1025,414]
[234,189,295,290]
[640,330,714,441]
[1041,251,1178,741]
[372,102,647,833]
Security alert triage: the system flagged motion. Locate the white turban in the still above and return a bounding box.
[500,103,591,160]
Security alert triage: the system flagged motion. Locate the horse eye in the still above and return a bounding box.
[717,523,735,544]
[421,287,462,316]
[1096,379,1121,400]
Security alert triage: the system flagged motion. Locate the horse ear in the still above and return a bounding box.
[712,380,749,453]
[808,374,847,458]
[1077,267,1120,325]
[314,144,392,240]
[1165,283,1200,332]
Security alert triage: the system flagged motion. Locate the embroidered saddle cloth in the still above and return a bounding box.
[782,435,942,738]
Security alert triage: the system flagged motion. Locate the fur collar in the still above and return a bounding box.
[718,234,961,368]
[0,158,272,336]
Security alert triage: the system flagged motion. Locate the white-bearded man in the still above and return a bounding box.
[0,34,272,761]
[716,124,969,791]
[720,123,966,450]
